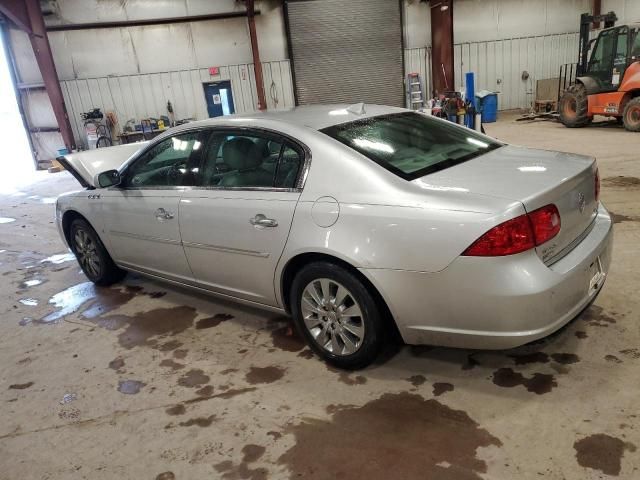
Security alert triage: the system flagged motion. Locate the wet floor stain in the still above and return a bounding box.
[270,319,305,352]
[19,279,43,289]
[173,349,188,359]
[196,385,214,396]
[297,349,314,359]
[620,348,640,359]
[8,382,34,390]
[116,306,197,349]
[177,369,210,388]
[40,253,76,264]
[178,415,216,427]
[245,366,286,385]
[165,404,186,416]
[215,444,268,480]
[338,372,367,386]
[407,374,427,387]
[550,353,580,365]
[0,217,16,224]
[155,473,175,480]
[574,434,637,476]
[609,211,638,224]
[157,340,183,352]
[18,298,38,306]
[195,313,234,329]
[605,355,623,364]
[603,176,640,188]
[108,357,125,372]
[575,331,588,339]
[184,387,257,403]
[432,382,454,397]
[159,359,185,371]
[582,305,618,327]
[492,368,557,394]
[117,380,146,395]
[278,392,501,479]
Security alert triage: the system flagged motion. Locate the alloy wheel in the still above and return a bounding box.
[300,278,365,356]
[73,228,101,278]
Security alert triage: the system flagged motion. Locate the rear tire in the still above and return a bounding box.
[70,218,126,286]
[290,262,384,370]
[622,97,640,132]
[559,84,590,128]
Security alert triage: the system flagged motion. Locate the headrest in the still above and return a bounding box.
[222,137,261,170]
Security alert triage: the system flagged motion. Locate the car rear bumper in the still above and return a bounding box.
[361,204,613,350]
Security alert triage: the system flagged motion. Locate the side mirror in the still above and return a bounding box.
[96,169,121,188]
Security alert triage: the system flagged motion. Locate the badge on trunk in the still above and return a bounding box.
[577,192,586,213]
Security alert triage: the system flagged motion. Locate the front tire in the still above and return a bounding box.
[290,262,384,370]
[622,97,640,132]
[70,218,125,286]
[559,84,590,128]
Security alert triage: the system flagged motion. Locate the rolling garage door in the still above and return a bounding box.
[285,0,404,107]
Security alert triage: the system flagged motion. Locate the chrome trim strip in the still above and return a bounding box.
[115,262,286,313]
[110,230,181,245]
[182,241,270,258]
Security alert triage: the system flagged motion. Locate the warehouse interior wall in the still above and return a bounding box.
[602,0,640,24]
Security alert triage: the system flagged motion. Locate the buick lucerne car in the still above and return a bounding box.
[56,104,612,369]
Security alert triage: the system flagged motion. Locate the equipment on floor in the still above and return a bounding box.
[559,12,640,131]
[406,72,425,109]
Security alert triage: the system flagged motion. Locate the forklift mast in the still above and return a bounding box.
[577,11,618,75]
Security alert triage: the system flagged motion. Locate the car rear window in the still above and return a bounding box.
[321,112,502,180]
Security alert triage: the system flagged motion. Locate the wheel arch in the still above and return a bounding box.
[574,76,600,95]
[61,210,97,249]
[620,89,640,113]
[278,251,401,340]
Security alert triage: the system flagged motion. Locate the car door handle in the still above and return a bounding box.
[155,208,174,220]
[250,214,278,227]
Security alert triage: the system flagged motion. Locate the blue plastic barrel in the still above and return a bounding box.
[476,92,498,123]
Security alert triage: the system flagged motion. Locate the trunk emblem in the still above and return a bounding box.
[577,192,586,213]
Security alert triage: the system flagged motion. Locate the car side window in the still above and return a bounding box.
[124,132,203,188]
[275,143,302,188]
[199,131,302,189]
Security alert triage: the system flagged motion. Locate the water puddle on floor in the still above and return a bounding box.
[40,253,75,265]
[41,282,96,323]
[0,217,16,224]
[19,298,38,306]
[21,279,43,288]
[118,380,145,395]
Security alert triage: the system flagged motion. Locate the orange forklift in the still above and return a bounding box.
[560,12,640,131]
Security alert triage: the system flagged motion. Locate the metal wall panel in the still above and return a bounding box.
[286,0,405,106]
[59,61,295,148]
[454,32,580,110]
[403,47,432,107]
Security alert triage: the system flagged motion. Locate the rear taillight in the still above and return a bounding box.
[463,204,561,257]
[529,204,561,246]
[595,168,600,202]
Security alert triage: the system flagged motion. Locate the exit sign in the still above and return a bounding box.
[209,66,220,75]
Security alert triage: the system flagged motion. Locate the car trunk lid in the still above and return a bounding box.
[413,145,598,263]
[58,142,148,188]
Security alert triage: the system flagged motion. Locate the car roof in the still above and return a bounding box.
[180,104,409,131]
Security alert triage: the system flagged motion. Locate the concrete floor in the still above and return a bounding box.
[1,113,639,479]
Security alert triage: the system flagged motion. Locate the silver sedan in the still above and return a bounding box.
[56,104,612,369]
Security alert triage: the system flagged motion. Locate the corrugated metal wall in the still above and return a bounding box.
[404,47,432,108]
[57,61,294,149]
[454,32,580,110]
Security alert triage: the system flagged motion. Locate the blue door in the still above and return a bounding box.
[203,81,235,118]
